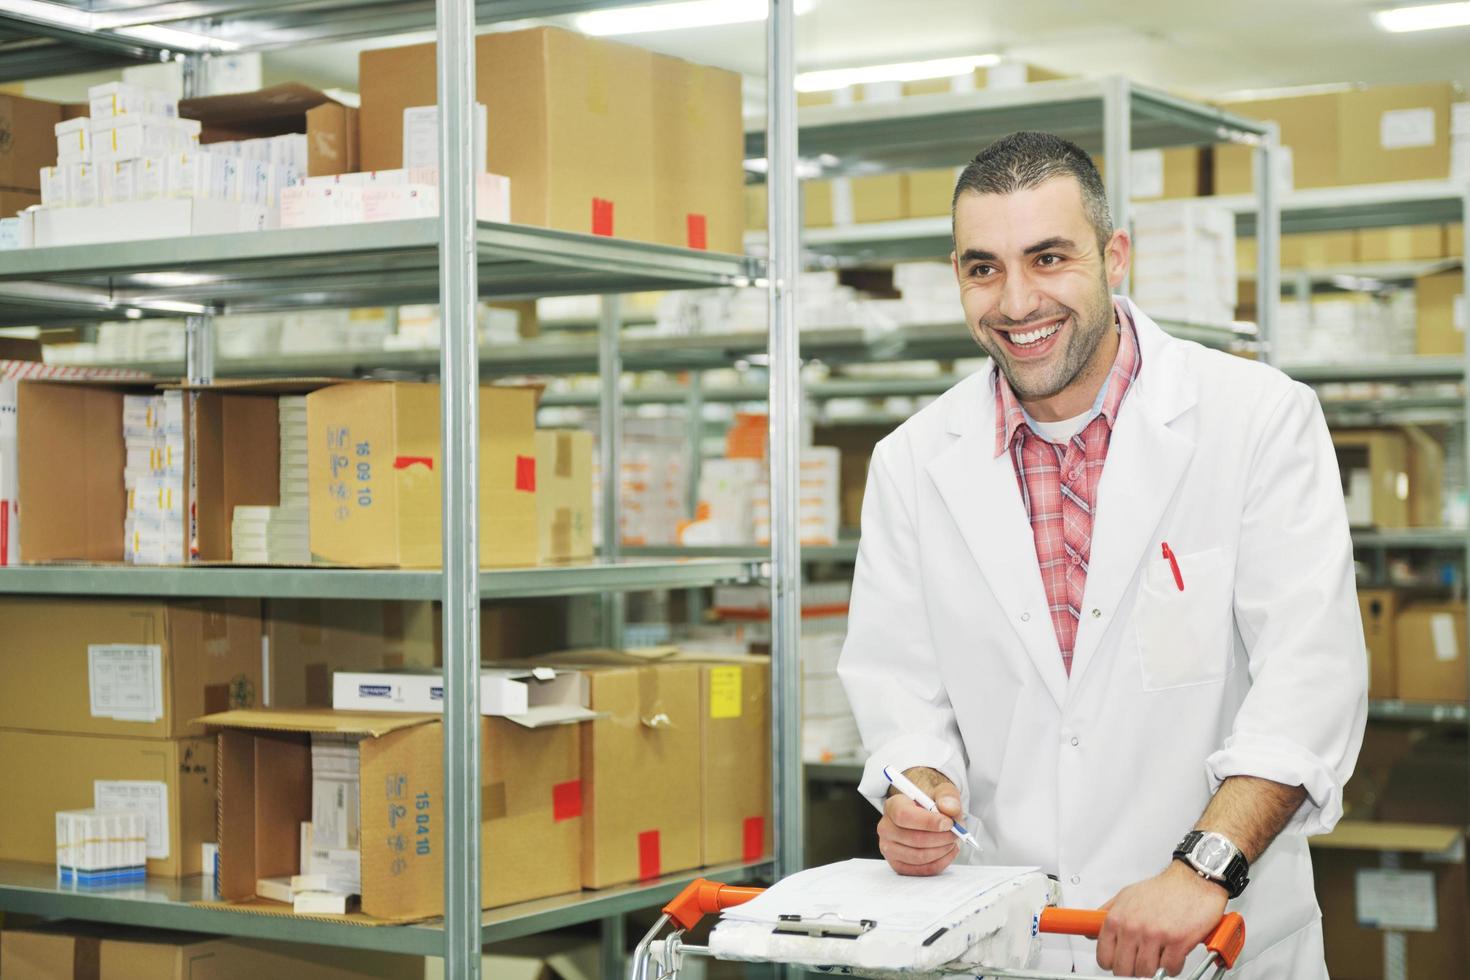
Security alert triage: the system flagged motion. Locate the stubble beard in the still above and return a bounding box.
[980,275,1114,402]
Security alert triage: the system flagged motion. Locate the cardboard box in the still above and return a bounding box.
[1448,222,1463,258]
[0,190,39,218]
[331,666,596,726]
[1357,589,1398,701]
[1311,822,1468,980]
[700,658,772,866]
[744,183,767,232]
[425,933,598,980]
[1357,224,1445,263]
[1340,83,1457,186]
[32,198,274,247]
[360,27,657,242]
[537,652,702,888]
[904,167,959,219]
[0,94,64,192]
[306,382,537,568]
[843,174,905,224]
[1416,268,1465,355]
[204,707,580,920]
[803,179,834,228]
[651,54,744,253]
[898,62,1065,97]
[1395,602,1467,702]
[814,423,899,529]
[265,599,436,708]
[1279,230,1358,268]
[1093,148,1204,201]
[1215,92,1341,193]
[1401,424,1444,528]
[0,597,261,738]
[1377,733,1470,825]
[0,924,424,979]
[1332,430,1411,529]
[535,429,593,563]
[0,730,213,878]
[306,102,360,177]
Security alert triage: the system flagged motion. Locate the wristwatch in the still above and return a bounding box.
[1172,830,1250,899]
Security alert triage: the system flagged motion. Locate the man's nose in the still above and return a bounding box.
[996,266,1040,324]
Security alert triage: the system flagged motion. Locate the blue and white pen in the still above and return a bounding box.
[884,765,982,853]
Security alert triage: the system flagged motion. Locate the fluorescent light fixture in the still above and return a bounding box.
[1217,81,1357,102]
[575,0,811,36]
[114,23,241,52]
[796,55,1002,93]
[2,0,236,52]
[1374,1,1470,32]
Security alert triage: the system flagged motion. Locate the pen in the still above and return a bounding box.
[1161,541,1184,591]
[883,766,982,853]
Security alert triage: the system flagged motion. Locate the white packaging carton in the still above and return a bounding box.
[134,156,166,200]
[97,159,137,206]
[402,103,487,171]
[279,184,365,227]
[39,166,65,208]
[54,117,91,163]
[33,198,276,247]
[89,81,177,120]
[361,184,438,222]
[64,162,99,208]
[92,115,200,163]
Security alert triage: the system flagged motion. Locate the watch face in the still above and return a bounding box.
[1196,836,1233,872]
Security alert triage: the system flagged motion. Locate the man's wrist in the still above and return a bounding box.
[1168,856,1230,898]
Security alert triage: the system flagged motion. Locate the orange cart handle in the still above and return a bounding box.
[1039,909,1246,970]
[663,878,767,931]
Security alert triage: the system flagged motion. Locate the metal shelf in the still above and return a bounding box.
[1368,700,1469,725]
[1220,180,1470,238]
[0,220,759,327]
[624,541,861,564]
[1284,357,1464,384]
[0,859,772,955]
[0,558,757,600]
[745,77,1270,178]
[1250,258,1462,289]
[1351,529,1468,550]
[805,760,864,783]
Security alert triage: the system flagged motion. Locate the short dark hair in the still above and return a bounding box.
[951,131,1113,250]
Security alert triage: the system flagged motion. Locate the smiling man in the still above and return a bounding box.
[837,132,1367,977]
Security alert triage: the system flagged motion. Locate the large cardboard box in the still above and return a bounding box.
[814,423,899,529]
[651,55,744,254]
[845,175,905,224]
[699,658,772,866]
[898,62,1065,97]
[538,652,702,888]
[1339,83,1457,186]
[1357,225,1445,263]
[0,730,213,878]
[1401,424,1444,528]
[745,183,767,232]
[1277,231,1358,269]
[1332,430,1411,529]
[1311,822,1468,980]
[204,707,581,921]
[360,27,657,242]
[0,190,39,217]
[0,597,261,739]
[1215,92,1341,193]
[1448,222,1463,258]
[1092,149,1204,201]
[265,598,437,708]
[181,82,357,177]
[1378,733,1470,825]
[305,102,360,177]
[804,180,834,228]
[1416,268,1465,356]
[1395,601,1467,702]
[0,94,64,192]
[905,167,959,219]
[1357,589,1398,701]
[535,429,593,563]
[425,934,598,980]
[306,382,537,568]
[0,924,424,979]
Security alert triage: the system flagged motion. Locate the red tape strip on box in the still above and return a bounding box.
[393,455,434,471]
[515,455,536,492]
[0,503,8,566]
[592,198,615,237]
[552,781,582,821]
[743,816,765,863]
[638,830,662,881]
[686,213,708,250]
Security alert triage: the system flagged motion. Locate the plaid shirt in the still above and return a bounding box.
[993,302,1142,674]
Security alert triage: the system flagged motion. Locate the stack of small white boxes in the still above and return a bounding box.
[255,734,362,913]
[1454,103,1470,180]
[56,808,147,886]
[1129,202,1238,327]
[230,395,310,564]
[596,418,691,547]
[123,391,185,566]
[754,448,841,547]
[42,82,305,213]
[681,448,841,547]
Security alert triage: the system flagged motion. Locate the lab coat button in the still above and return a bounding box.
[1070,736,1080,747]
[1070,874,1081,885]
[1021,612,1031,622]
[1091,608,1102,618]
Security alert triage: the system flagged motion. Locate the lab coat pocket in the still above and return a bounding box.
[1135,546,1234,691]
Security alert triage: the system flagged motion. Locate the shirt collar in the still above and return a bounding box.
[992,298,1142,457]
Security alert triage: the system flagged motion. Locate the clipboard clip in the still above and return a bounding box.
[773,913,876,940]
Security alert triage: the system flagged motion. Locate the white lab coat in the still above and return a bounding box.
[838,299,1367,978]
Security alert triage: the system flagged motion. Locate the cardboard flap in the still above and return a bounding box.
[1312,821,1464,856]
[506,703,603,729]
[165,377,346,394]
[181,83,342,135]
[197,707,438,737]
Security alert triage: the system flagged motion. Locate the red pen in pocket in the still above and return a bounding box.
[1161,542,1185,591]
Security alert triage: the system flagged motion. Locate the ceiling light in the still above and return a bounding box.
[113,23,240,53]
[796,55,1001,93]
[575,0,811,36]
[1373,2,1470,32]
[2,0,236,52]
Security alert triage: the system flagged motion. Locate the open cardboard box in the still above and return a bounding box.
[331,665,600,726]
[199,706,581,922]
[181,82,359,176]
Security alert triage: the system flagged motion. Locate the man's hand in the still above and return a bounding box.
[1095,861,1228,977]
[877,766,962,876]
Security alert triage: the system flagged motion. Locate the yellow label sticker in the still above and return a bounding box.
[709,666,742,719]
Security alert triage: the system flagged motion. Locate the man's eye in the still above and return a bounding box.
[970,264,995,278]
[1038,254,1063,266]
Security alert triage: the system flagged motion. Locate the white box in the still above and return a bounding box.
[0,217,19,251]
[279,184,365,227]
[402,103,487,171]
[39,166,65,208]
[91,115,199,163]
[64,162,99,208]
[89,81,177,120]
[97,159,137,206]
[331,667,598,727]
[361,184,439,222]
[54,117,91,162]
[33,199,276,247]
[134,156,166,200]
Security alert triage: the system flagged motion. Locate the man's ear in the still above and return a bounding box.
[1105,228,1131,290]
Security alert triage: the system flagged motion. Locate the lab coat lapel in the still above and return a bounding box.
[925,374,1070,710]
[1067,303,1198,689]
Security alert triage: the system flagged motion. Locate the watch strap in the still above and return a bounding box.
[1172,830,1250,899]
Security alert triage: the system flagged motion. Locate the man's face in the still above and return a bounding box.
[950,176,1129,404]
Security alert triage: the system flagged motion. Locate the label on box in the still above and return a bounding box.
[88,644,164,722]
[709,666,743,719]
[1356,868,1437,931]
[1430,613,1458,662]
[95,780,170,859]
[1380,108,1436,150]
[1130,150,1165,200]
[1455,295,1465,333]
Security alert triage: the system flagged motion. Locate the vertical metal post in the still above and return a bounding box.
[180,53,204,99]
[766,0,804,881]
[184,314,215,385]
[599,294,626,648]
[600,913,627,980]
[1461,187,1469,820]
[434,0,481,973]
[1102,76,1131,295]
[1254,123,1282,368]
